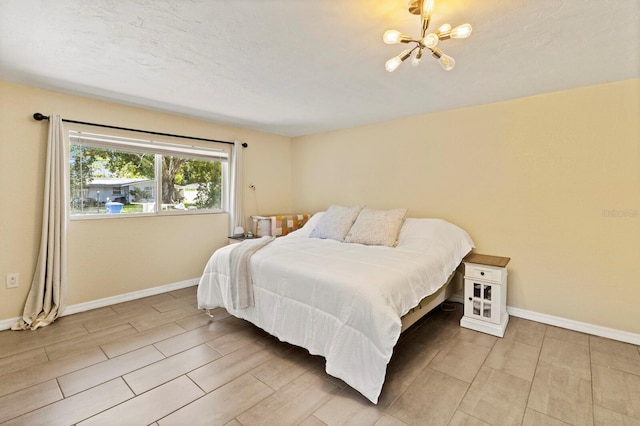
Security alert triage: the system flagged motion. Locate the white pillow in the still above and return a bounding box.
[396,218,475,253]
[344,207,407,247]
[309,205,363,241]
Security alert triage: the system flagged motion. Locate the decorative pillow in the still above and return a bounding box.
[344,207,407,247]
[309,205,363,241]
[271,214,311,237]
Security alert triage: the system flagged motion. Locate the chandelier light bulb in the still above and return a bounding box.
[438,23,452,34]
[423,33,439,49]
[412,50,423,66]
[450,23,473,39]
[385,56,402,72]
[383,30,403,44]
[437,53,455,71]
[385,49,411,72]
[431,47,455,71]
[422,0,435,17]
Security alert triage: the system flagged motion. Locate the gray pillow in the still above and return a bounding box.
[309,205,363,241]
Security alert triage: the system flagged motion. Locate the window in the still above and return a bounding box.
[69,130,230,217]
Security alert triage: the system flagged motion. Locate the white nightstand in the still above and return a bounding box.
[460,253,510,337]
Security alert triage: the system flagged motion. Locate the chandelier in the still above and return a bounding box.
[383,0,472,72]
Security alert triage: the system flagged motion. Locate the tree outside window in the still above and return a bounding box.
[69,134,227,216]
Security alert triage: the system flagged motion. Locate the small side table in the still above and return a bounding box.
[460,253,510,337]
[228,235,256,245]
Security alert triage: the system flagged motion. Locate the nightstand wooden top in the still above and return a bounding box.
[464,253,511,268]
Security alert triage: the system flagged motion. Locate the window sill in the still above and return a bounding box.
[69,208,226,220]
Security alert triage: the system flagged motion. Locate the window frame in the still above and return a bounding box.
[67,126,232,220]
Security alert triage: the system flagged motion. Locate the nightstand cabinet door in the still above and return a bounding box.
[464,279,501,324]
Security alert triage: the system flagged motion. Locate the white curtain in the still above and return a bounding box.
[13,115,68,330]
[229,141,244,236]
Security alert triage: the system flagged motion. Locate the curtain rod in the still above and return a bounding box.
[32,113,247,148]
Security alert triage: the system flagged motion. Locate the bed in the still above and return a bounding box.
[197,209,474,403]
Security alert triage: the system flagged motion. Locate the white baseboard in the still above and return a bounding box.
[507,306,640,346]
[0,278,199,331]
[0,317,19,331]
[447,292,640,345]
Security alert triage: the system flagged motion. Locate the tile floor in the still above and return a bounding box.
[0,286,639,425]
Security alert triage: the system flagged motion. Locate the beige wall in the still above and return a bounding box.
[2,78,638,336]
[291,79,640,335]
[0,81,291,321]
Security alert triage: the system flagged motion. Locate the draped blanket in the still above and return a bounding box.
[229,236,275,309]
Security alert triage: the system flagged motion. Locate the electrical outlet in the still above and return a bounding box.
[6,273,18,289]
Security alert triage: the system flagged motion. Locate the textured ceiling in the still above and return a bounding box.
[1,0,638,137]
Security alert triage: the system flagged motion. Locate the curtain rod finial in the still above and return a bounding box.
[242,143,248,148]
[33,113,49,121]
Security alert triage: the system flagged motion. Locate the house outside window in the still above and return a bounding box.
[69,130,230,217]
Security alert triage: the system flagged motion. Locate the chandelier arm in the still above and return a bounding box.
[409,44,421,53]
[394,32,424,45]
[421,16,431,39]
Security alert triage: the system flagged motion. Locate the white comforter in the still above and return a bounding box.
[197,217,474,403]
